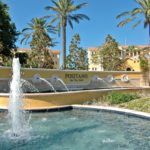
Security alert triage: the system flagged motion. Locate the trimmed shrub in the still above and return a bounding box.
[106,92,140,104]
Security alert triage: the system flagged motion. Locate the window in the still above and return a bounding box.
[126,67,132,71]
[57,54,59,58]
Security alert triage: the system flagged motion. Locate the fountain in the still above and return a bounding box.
[0,58,149,149]
[51,76,69,91]
[7,58,29,138]
[40,78,56,92]
[57,78,69,91]
[90,75,111,89]
[32,74,56,92]
[21,79,39,93]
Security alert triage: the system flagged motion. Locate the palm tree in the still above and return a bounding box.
[116,0,150,44]
[21,17,55,45]
[21,17,56,68]
[45,0,89,69]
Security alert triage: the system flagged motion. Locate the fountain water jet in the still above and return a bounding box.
[7,58,29,138]
[40,78,56,92]
[21,79,39,93]
[57,78,69,91]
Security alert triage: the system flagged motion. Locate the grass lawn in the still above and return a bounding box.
[119,97,150,113]
[84,92,150,113]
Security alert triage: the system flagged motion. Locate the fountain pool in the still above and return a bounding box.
[0,107,150,149]
[0,58,150,149]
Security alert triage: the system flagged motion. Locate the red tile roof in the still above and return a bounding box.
[88,47,99,51]
[18,48,60,54]
[120,45,149,49]
[88,45,149,51]
[52,50,60,54]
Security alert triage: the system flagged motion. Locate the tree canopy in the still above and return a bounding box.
[0,0,18,58]
[66,34,88,70]
[92,35,122,71]
[21,18,55,68]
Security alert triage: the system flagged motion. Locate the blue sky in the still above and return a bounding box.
[5,0,148,58]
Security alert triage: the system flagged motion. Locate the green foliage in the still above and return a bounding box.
[120,98,150,113]
[66,34,88,70]
[126,45,140,53]
[45,0,89,69]
[15,52,28,67]
[92,35,122,71]
[116,0,150,43]
[140,56,149,72]
[21,18,55,68]
[0,0,18,57]
[106,92,140,104]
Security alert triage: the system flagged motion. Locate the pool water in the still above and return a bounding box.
[0,109,150,150]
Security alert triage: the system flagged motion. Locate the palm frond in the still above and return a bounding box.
[135,0,148,9]
[68,18,73,29]
[49,17,58,25]
[117,17,136,27]
[132,20,141,28]
[20,33,31,44]
[57,21,61,36]
[22,27,32,32]
[144,20,149,28]
[116,11,131,19]
[131,8,143,16]
[73,3,88,11]
[68,14,89,24]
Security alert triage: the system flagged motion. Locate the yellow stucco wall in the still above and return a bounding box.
[0,67,143,84]
[0,67,147,110]
[0,88,148,110]
[122,58,141,71]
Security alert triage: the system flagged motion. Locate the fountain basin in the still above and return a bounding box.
[0,87,149,111]
[0,105,150,149]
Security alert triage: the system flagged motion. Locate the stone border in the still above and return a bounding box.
[0,87,148,97]
[1,104,150,120]
[72,105,150,120]
[29,105,150,120]
[0,66,142,73]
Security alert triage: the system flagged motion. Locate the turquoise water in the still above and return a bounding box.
[0,109,150,150]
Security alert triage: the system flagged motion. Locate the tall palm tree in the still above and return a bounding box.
[45,0,89,69]
[116,0,150,44]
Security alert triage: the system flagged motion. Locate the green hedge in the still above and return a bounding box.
[106,92,140,104]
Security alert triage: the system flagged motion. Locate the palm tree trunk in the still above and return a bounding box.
[149,23,150,45]
[62,21,67,69]
[148,23,150,86]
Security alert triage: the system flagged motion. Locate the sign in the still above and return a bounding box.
[65,73,88,82]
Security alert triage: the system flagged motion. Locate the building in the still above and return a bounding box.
[88,47,103,71]
[88,45,150,71]
[18,48,60,69]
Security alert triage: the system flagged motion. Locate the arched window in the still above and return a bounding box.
[126,67,132,71]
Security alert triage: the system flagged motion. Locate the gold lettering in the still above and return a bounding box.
[65,74,88,79]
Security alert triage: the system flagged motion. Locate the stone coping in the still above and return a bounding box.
[30,105,150,120]
[0,87,148,97]
[0,66,142,73]
[1,104,150,120]
[72,105,150,120]
[25,105,150,120]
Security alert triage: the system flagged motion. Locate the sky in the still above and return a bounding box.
[4,0,148,63]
